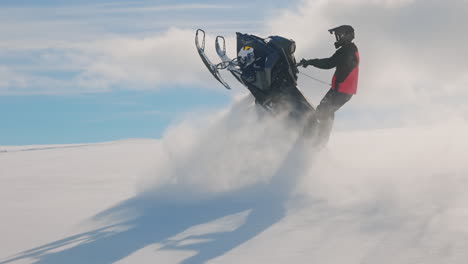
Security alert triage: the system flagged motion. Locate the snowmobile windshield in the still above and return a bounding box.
[290,41,296,54]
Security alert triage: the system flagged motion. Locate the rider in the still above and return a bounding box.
[299,25,359,144]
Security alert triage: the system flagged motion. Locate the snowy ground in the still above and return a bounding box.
[1,99,468,264]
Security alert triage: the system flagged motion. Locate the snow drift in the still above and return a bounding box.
[1,96,468,264]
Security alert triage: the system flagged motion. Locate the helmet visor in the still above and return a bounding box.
[335,32,345,42]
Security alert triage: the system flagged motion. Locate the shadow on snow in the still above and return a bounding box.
[1,139,314,264]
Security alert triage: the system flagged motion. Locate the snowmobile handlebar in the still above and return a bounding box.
[195,29,206,51]
[215,36,226,56]
[296,59,310,68]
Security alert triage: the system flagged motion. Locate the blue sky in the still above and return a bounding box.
[0,89,229,145]
[0,0,300,145]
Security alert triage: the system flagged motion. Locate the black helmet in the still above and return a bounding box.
[328,25,354,49]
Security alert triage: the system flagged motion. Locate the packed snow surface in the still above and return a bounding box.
[1,97,468,264]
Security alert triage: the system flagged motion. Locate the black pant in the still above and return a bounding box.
[316,88,353,121]
[305,88,352,145]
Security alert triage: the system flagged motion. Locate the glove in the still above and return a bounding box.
[299,58,309,68]
[299,58,319,68]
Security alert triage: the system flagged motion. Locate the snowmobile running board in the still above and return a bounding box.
[195,29,232,90]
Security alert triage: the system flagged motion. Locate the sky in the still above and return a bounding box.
[0,0,298,145]
[1,0,468,145]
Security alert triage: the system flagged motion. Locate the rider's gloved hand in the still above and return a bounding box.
[299,58,309,68]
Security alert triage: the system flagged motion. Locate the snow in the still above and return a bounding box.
[1,99,468,264]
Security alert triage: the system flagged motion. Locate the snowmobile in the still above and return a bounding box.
[195,29,315,121]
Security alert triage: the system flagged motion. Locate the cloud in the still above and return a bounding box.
[0,66,27,90]
[101,3,238,13]
[0,27,235,94]
[0,65,76,95]
[0,2,260,95]
[0,1,257,52]
[72,28,212,90]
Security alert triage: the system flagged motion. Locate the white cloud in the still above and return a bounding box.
[0,27,235,94]
[331,0,416,7]
[0,66,73,95]
[72,28,209,89]
[102,4,237,13]
[0,2,258,94]
[0,66,27,90]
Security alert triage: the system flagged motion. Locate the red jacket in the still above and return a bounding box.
[309,43,359,94]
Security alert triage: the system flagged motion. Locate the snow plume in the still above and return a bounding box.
[138,95,306,200]
[281,119,468,264]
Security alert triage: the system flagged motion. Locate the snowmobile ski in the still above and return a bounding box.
[195,29,231,90]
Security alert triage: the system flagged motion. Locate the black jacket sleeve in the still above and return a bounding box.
[308,50,339,69]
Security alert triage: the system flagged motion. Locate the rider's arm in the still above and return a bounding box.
[301,50,340,69]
